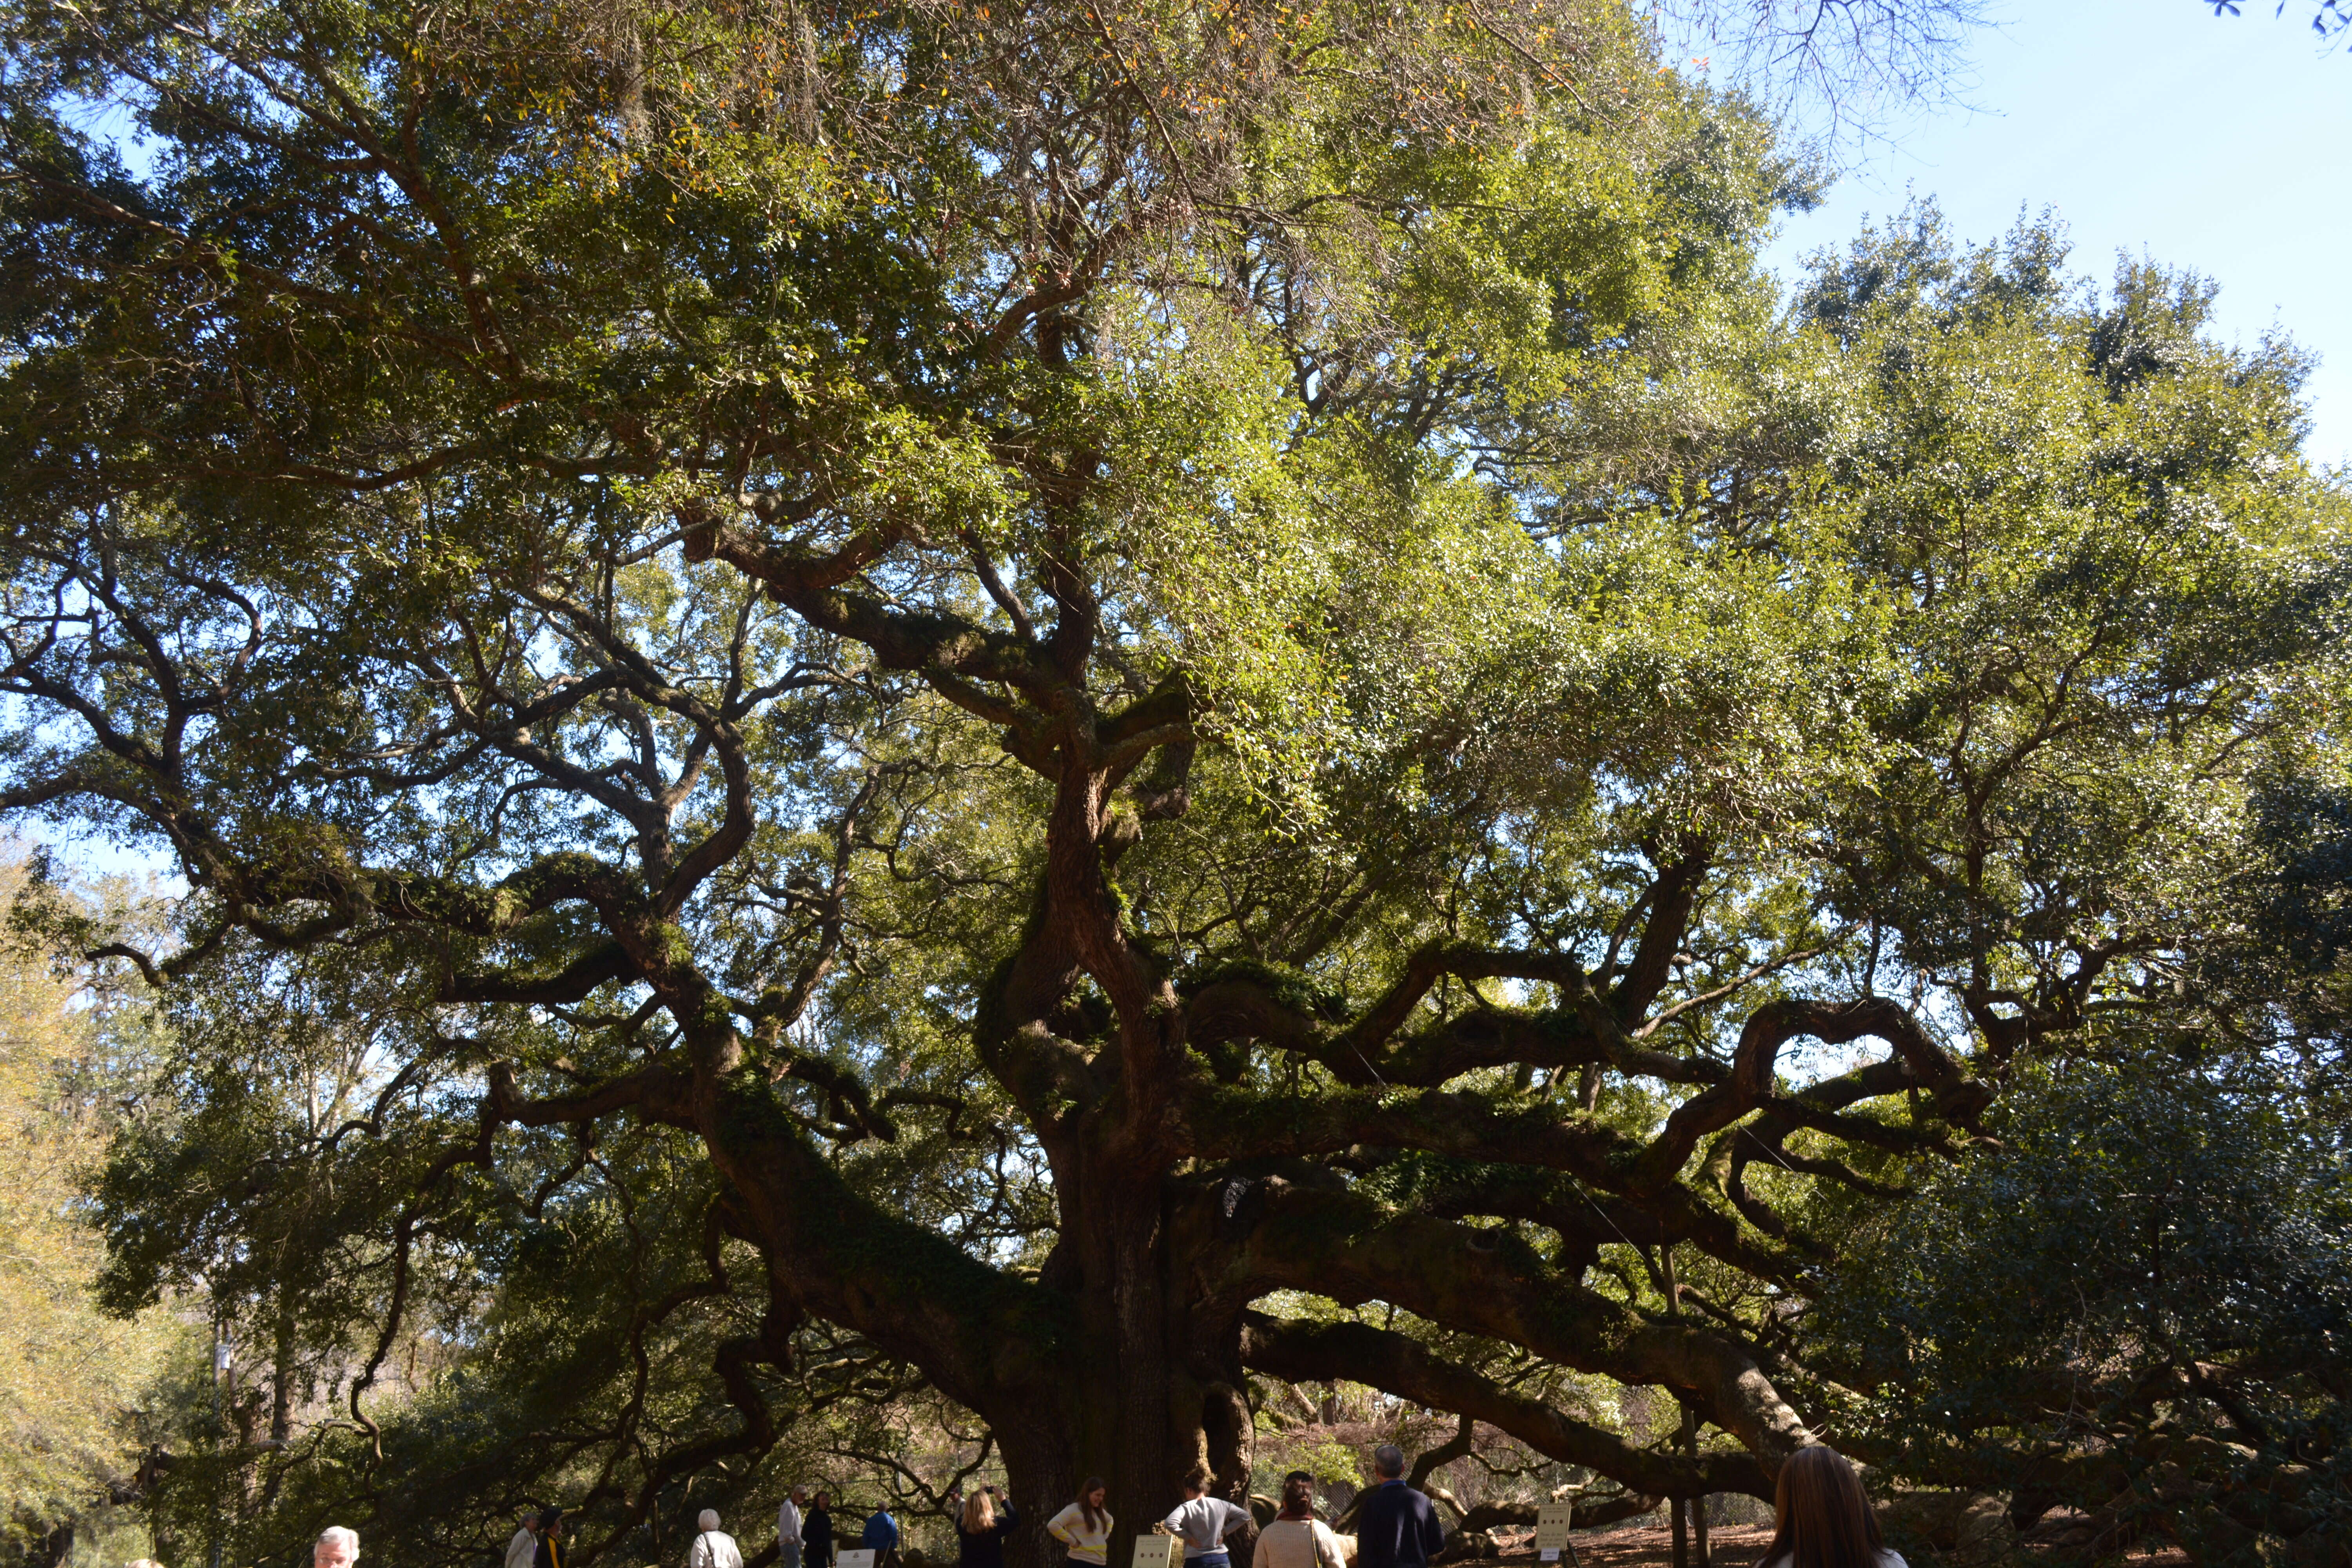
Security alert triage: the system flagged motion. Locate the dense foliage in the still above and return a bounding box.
[0,0,2348,1564]
[1820,1057,2352,1562]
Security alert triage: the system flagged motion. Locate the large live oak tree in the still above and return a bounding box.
[1,0,2345,1560]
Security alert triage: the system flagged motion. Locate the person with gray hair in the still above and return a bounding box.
[1352,1447,1441,1568]
[507,1508,546,1568]
[315,1528,361,1568]
[779,1488,808,1568]
[690,1510,746,1568]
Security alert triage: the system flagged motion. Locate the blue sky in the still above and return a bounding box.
[1754,0,2352,467]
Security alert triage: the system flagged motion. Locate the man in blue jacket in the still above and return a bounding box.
[862,1506,900,1568]
[1352,1446,1445,1568]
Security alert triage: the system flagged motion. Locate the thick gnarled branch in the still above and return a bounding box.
[1221,1177,1817,1467]
[1239,1311,1770,1499]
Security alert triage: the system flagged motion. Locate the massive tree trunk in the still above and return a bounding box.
[565,688,1857,1555]
[700,739,1260,1541]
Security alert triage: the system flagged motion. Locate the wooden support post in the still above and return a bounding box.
[1662,1246,1688,1568]
[1681,1398,1710,1568]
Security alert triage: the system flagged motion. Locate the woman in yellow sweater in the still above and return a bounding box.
[1046,1478,1114,1568]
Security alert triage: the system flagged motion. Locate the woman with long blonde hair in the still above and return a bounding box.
[1759,1447,1905,1568]
[957,1483,1020,1568]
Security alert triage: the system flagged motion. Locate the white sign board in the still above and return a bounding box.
[838,1550,878,1568]
[1534,1502,1577,1562]
[1131,1537,1182,1568]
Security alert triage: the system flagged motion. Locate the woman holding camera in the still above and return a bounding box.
[956,1485,1022,1568]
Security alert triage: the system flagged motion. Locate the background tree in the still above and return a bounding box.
[0,2,2346,1566]
[1815,1055,2352,1563]
[1802,736,2352,1566]
[0,861,189,1568]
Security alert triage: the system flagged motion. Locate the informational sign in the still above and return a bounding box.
[1131,1536,1182,1568]
[838,1550,877,1568]
[1534,1502,1577,1563]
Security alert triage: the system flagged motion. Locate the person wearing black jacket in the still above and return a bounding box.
[956,1485,1020,1568]
[535,1512,568,1568]
[1351,1447,1444,1568]
[805,1493,835,1568]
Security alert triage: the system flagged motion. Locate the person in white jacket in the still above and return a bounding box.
[779,1490,809,1568]
[689,1511,746,1568]
[506,1510,545,1568]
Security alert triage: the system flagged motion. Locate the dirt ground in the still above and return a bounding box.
[1501,1523,1781,1568]
[1476,1523,2195,1568]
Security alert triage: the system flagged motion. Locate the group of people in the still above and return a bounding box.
[1028,1445,1444,1568]
[777,1486,901,1568]
[1027,1441,1903,1568]
[499,1492,891,1568]
[1012,1445,1486,1568]
[290,1436,1897,1568]
[504,1508,568,1568]
[724,1490,915,1568]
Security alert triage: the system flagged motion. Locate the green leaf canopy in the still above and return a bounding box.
[0,0,2346,1561]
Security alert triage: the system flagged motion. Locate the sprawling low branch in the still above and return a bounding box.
[1402,1161,1797,1288]
[1223,1178,1815,1465]
[689,1072,1076,1419]
[1239,1312,1770,1499]
[1186,1081,1801,1282]
[1184,947,1700,1089]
